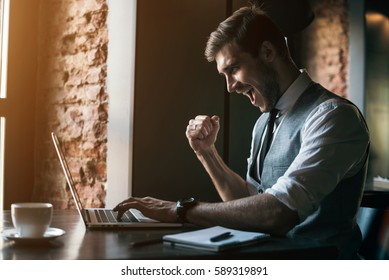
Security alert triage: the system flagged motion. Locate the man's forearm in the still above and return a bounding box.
[186,194,299,236]
[196,145,250,201]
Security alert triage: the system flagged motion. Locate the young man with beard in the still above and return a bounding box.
[114,6,370,259]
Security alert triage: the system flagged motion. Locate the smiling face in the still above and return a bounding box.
[216,41,281,113]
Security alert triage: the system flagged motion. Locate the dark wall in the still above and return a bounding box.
[133,0,228,202]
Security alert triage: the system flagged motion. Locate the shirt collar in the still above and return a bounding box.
[275,69,313,114]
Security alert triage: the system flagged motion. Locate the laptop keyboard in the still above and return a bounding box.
[94,209,139,223]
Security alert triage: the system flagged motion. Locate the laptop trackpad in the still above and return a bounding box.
[130,208,159,223]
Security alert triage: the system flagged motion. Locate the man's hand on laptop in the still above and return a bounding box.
[113,196,177,222]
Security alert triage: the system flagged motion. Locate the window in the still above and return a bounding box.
[365,12,389,181]
[106,0,137,207]
[0,0,37,210]
[0,0,10,210]
[0,0,9,95]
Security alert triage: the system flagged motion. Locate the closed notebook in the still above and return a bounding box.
[163,226,269,252]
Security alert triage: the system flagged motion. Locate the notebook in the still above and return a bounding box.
[51,132,182,228]
[163,226,269,252]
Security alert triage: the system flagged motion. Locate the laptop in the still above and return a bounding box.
[51,132,182,228]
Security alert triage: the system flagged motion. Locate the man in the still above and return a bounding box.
[114,6,369,259]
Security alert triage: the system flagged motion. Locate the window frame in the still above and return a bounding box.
[0,0,10,210]
[105,0,137,207]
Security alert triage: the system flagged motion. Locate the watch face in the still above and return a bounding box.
[181,197,196,204]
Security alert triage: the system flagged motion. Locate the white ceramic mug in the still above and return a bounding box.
[11,202,53,238]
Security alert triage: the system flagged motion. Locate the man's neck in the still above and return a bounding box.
[276,59,301,95]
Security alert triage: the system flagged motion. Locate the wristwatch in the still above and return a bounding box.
[176,197,198,223]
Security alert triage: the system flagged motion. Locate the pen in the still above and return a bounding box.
[128,238,162,248]
[210,231,233,242]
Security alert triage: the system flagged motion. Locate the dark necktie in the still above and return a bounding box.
[259,108,279,176]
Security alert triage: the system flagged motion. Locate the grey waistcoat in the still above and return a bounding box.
[246,83,369,259]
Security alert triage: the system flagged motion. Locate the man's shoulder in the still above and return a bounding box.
[300,83,358,110]
[305,83,343,100]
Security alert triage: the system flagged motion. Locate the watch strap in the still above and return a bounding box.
[176,197,198,223]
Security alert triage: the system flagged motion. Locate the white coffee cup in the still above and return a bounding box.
[11,202,53,238]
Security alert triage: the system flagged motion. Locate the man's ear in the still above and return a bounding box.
[259,41,276,62]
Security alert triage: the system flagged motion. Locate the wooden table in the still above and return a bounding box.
[0,210,338,260]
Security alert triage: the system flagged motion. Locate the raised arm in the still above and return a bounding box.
[185,115,252,201]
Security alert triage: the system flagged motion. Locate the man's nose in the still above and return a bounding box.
[226,76,238,93]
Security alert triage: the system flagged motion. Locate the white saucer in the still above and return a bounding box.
[2,227,66,243]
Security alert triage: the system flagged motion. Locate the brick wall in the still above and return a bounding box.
[294,0,349,97]
[33,0,108,209]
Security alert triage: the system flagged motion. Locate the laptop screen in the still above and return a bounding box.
[51,132,85,218]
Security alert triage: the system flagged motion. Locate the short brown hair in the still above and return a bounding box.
[205,6,288,62]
